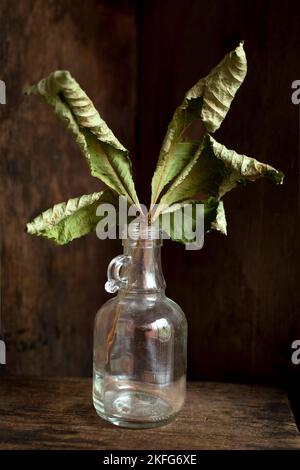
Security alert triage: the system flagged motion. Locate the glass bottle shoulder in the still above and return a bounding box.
[94,293,186,329]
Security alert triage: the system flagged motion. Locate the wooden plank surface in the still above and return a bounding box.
[0,377,298,450]
[1,0,300,386]
[0,0,137,377]
[137,0,300,385]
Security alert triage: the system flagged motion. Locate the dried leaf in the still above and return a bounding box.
[157,135,283,212]
[26,191,117,245]
[159,197,227,244]
[197,41,247,133]
[25,71,140,207]
[210,200,227,235]
[151,42,247,205]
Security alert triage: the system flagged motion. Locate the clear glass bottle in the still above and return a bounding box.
[93,223,187,428]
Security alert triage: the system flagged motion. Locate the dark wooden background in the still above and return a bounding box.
[1,0,300,385]
[0,0,137,376]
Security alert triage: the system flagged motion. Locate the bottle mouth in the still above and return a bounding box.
[122,221,162,243]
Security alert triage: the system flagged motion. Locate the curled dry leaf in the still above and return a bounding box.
[25,71,140,208]
[156,135,283,213]
[151,42,247,206]
[27,190,118,245]
[159,197,227,244]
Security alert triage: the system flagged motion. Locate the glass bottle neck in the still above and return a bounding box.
[121,238,166,294]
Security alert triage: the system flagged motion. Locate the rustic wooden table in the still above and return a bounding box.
[0,377,299,450]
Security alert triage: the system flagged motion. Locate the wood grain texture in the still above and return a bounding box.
[0,377,299,450]
[137,0,300,384]
[0,0,137,376]
[1,0,300,385]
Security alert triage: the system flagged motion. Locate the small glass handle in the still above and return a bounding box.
[105,254,131,294]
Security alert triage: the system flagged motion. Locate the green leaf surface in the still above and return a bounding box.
[26,190,117,245]
[151,42,247,205]
[196,41,247,133]
[210,200,227,235]
[25,71,140,207]
[159,197,227,244]
[157,135,284,213]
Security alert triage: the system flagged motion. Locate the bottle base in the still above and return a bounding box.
[93,390,179,429]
